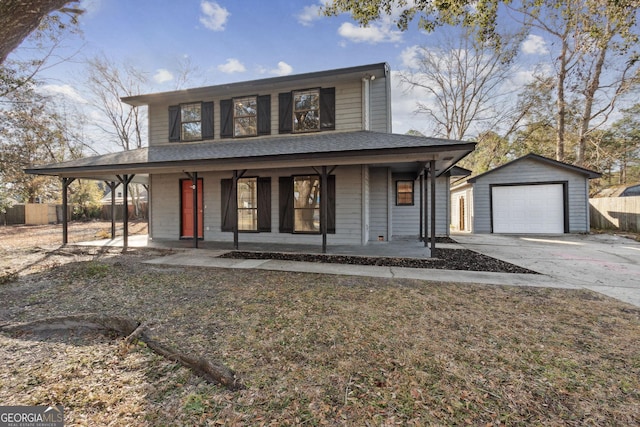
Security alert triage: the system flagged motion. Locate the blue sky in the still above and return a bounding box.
[13,0,553,141]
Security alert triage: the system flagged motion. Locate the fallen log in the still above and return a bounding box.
[0,314,243,390]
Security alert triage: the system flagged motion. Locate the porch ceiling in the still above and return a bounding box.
[25,131,475,181]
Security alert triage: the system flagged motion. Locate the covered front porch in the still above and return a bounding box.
[25,131,475,258]
[72,233,437,258]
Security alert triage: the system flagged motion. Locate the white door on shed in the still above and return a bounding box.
[492,184,564,233]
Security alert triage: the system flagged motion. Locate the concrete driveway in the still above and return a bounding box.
[452,233,640,307]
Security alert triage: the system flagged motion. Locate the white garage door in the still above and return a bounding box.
[492,184,565,233]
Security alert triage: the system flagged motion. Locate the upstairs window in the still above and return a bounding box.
[168,102,214,142]
[221,95,271,138]
[181,103,202,141]
[234,96,258,137]
[293,90,320,133]
[279,87,335,134]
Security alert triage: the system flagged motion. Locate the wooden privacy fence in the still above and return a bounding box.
[590,196,640,232]
[0,204,25,225]
[0,203,147,226]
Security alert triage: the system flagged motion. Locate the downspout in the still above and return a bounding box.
[362,76,371,130]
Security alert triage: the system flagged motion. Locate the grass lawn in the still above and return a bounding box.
[0,247,638,426]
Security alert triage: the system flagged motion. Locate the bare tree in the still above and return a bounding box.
[398,28,522,141]
[85,55,149,217]
[516,0,640,165]
[86,55,147,152]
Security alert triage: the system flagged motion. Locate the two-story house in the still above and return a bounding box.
[26,63,475,252]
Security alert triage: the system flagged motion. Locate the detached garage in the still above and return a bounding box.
[451,154,600,234]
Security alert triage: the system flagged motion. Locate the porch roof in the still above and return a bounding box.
[25,131,475,181]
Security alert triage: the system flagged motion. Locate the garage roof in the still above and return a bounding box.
[468,153,601,183]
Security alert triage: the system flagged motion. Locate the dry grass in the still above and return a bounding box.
[0,247,638,426]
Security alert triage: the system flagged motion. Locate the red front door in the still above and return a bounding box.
[181,179,203,239]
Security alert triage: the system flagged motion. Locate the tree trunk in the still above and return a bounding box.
[0,0,78,64]
[556,37,569,162]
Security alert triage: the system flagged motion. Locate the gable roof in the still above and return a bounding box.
[25,131,476,182]
[122,63,389,107]
[467,153,601,183]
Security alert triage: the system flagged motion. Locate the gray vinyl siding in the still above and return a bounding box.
[149,173,181,240]
[391,176,450,238]
[146,78,392,146]
[369,78,389,133]
[149,165,364,245]
[472,158,591,233]
[369,167,389,241]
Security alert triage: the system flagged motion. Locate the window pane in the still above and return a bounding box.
[293,90,320,132]
[294,176,320,232]
[181,103,201,122]
[294,91,319,111]
[182,122,201,141]
[237,178,257,231]
[396,181,414,205]
[234,117,257,137]
[238,178,257,208]
[238,209,257,231]
[294,209,319,232]
[234,97,257,117]
[294,110,320,132]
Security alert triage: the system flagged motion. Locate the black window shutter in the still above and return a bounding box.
[278,92,292,134]
[320,87,336,130]
[169,105,181,142]
[220,179,234,231]
[328,174,336,233]
[202,101,214,139]
[257,177,271,232]
[279,176,293,233]
[220,99,233,138]
[257,95,271,136]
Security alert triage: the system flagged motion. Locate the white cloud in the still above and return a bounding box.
[399,45,422,69]
[297,1,332,26]
[297,4,321,26]
[39,84,87,103]
[271,61,293,76]
[153,68,174,84]
[218,58,246,74]
[256,61,294,76]
[199,1,230,31]
[337,20,402,44]
[521,34,549,55]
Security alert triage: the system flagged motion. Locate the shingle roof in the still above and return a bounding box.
[26,131,475,176]
[467,153,601,182]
